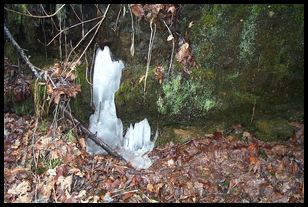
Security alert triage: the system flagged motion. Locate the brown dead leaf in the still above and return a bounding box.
[154,66,164,84]
[8,180,31,195]
[147,183,154,192]
[176,43,190,63]
[271,145,288,156]
[131,4,144,18]
[155,183,164,194]
[47,84,53,94]
[167,159,175,167]
[57,175,73,193]
[122,191,134,201]
[167,6,176,14]
[78,137,86,150]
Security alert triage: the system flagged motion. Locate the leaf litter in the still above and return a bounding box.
[4,112,304,203]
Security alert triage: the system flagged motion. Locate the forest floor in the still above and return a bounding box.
[4,112,304,203]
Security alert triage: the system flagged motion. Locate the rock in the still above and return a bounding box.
[255,118,293,141]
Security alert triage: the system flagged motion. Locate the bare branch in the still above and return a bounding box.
[128,4,135,57]
[65,4,110,74]
[144,20,156,93]
[4,4,66,19]
[162,19,175,76]
[46,16,103,46]
[4,24,42,79]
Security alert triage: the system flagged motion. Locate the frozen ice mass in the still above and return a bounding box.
[87,46,156,169]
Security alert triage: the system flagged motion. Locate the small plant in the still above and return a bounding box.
[48,158,62,169]
[38,120,49,132]
[64,129,76,142]
[38,154,62,170]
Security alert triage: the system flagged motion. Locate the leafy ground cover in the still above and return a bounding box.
[4,112,304,203]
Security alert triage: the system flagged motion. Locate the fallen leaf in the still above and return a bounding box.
[47,84,53,94]
[147,183,154,192]
[11,139,21,149]
[131,4,144,18]
[78,137,86,150]
[167,159,175,167]
[15,193,32,203]
[167,6,176,14]
[57,175,73,193]
[122,192,134,201]
[271,145,288,156]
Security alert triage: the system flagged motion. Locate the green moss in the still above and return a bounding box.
[255,118,293,141]
[71,64,92,124]
[239,5,263,65]
[157,73,218,119]
[38,120,50,132]
[116,64,160,123]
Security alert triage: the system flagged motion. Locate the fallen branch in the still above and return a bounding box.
[4,4,66,19]
[59,105,125,161]
[4,24,42,79]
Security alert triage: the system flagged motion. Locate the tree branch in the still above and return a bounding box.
[59,105,125,161]
[4,24,42,79]
[4,23,125,162]
[4,4,66,19]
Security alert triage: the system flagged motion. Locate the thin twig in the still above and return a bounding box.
[64,4,110,76]
[113,4,122,33]
[4,24,42,79]
[70,4,82,22]
[111,189,139,198]
[39,4,59,32]
[162,19,175,76]
[4,4,66,19]
[46,15,103,46]
[250,99,256,124]
[128,4,135,57]
[144,19,156,93]
[32,117,39,169]
[58,13,63,60]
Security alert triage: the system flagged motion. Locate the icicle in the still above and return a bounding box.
[87,46,157,169]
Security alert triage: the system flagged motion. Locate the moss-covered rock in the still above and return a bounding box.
[255,118,293,141]
[156,125,207,146]
[189,4,304,129]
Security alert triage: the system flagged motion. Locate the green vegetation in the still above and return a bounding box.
[71,64,92,124]
[64,129,76,142]
[4,4,303,144]
[157,74,217,118]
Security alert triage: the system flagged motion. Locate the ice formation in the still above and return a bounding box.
[87,46,124,154]
[87,46,156,169]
